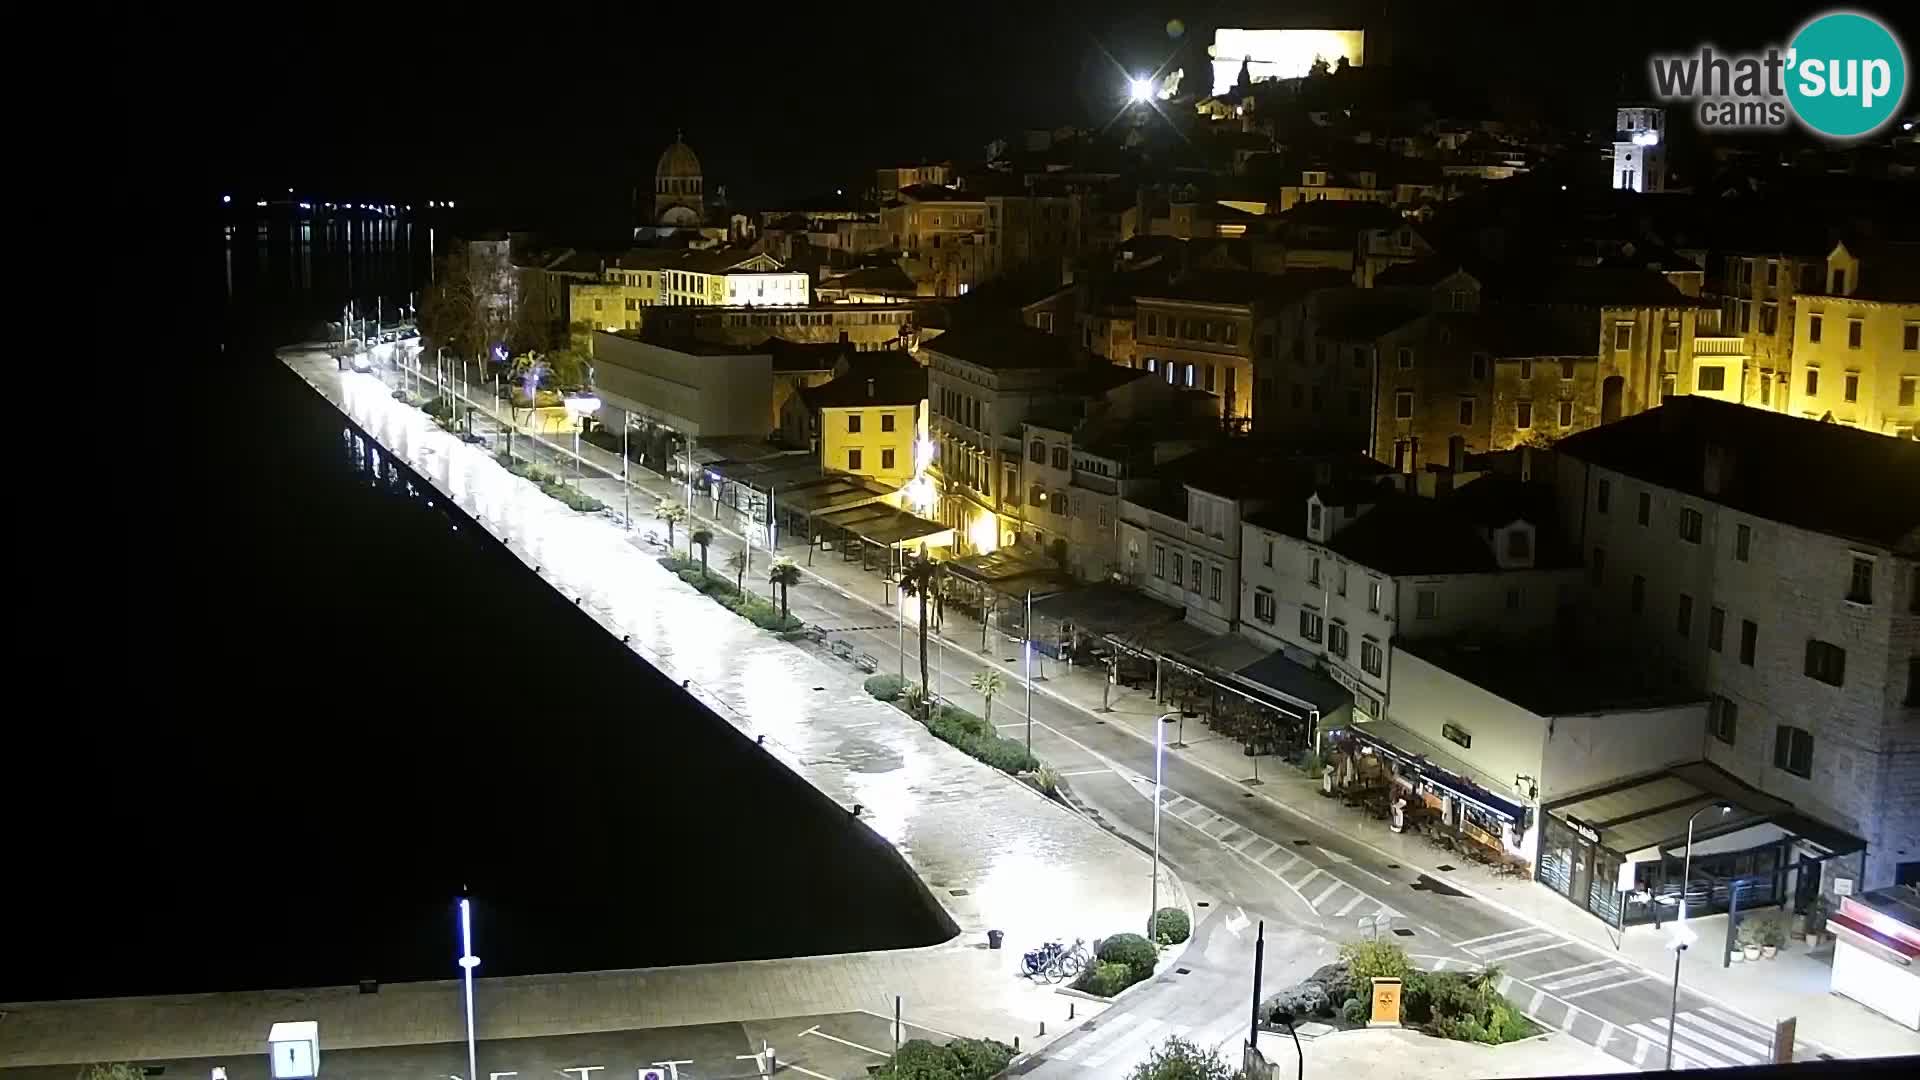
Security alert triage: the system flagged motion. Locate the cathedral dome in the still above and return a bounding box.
[657,137,702,180]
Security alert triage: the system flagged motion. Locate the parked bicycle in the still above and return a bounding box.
[1021,939,1090,982]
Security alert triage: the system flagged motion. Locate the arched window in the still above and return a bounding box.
[1029,439,1045,463]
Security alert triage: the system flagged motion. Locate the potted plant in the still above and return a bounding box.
[1760,918,1785,960]
[1803,898,1830,947]
[1737,919,1763,961]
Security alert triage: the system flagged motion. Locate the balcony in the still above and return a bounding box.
[1694,335,1748,357]
[1074,471,1119,495]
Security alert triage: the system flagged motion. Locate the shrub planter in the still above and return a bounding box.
[1743,945,1762,961]
[1762,945,1777,960]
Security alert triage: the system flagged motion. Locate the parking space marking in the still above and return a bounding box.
[799,1027,889,1058]
[1310,881,1344,908]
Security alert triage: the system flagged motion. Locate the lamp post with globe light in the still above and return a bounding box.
[457,897,481,1080]
[564,395,602,486]
[1148,711,1179,937]
[1665,801,1733,1069]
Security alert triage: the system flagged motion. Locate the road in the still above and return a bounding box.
[420,370,1819,1076]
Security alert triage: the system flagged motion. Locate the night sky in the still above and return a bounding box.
[160,0,1862,233]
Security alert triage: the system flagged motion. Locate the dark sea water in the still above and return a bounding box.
[0,211,950,1002]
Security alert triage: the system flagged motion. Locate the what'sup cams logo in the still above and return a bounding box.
[1649,10,1908,138]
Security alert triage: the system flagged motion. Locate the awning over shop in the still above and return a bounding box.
[944,549,1072,600]
[1232,651,1354,719]
[705,458,897,519]
[1342,720,1528,822]
[815,503,951,548]
[1543,760,1866,860]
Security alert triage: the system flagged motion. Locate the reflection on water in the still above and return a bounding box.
[222,208,432,337]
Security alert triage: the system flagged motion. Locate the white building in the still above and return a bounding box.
[1555,396,1920,892]
[1239,469,1583,723]
[1611,105,1667,194]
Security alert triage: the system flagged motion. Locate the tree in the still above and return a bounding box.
[419,244,513,365]
[897,549,942,711]
[510,270,570,354]
[691,528,714,575]
[657,499,687,546]
[725,548,748,594]
[969,670,1004,723]
[77,1067,146,1080]
[768,557,802,621]
[1124,1037,1235,1080]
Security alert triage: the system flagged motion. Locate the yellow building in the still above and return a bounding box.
[1788,242,1920,438]
[568,249,812,335]
[881,185,988,297]
[797,356,930,488]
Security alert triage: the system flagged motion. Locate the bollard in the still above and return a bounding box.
[1014,1037,1021,1053]
[1039,1021,1046,1036]
[1069,1002,1076,1020]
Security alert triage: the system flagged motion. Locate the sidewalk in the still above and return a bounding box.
[0,349,1169,1071]
[376,351,1920,1062]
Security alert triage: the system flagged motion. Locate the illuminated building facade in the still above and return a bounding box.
[1611,106,1667,194]
[1209,28,1365,95]
[1786,242,1920,438]
[654,136,706,227]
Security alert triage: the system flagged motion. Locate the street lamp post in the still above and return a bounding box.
[1024,588,1034,756]
[564,396,602,488]
[457,897,481,1080]
[1665,801,1733,1070]
[622,413,631,531]
[1148,711,1178,938]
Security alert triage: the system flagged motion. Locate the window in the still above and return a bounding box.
[1515,401,1532,429]
[1806,368,1820,396]
[1367,580,1383,613]
[1591,546,1606,586]
[1458,398,1475,425]
[1308,556,1321,586]
[1901,376,1918,406]
[1505,587,1521,611]
[1262,539,1274,568]
[1561,358,1576,380]
[1847,319,1862,349]
[846,412,865,435]
[1299,608,1324,643]
[1630,574,1646,613]
[1153,545,1166,579]
[1051,447,1069,470]
[1205,564,1225,601]
[1253,588,1275,623]
[1597,478,1611,513]
[1707,695,1737,745]
[1614,323,1633,351]
[1471,353,1488,380]
[1308,503,1324,533]
[847,448,863,470]
[1558,400,1574,426]
[1416,589,1438,620]
[1506,529,1531,559]
[1809,313,1822,343]
[1905,324,1919,351]
[1844,372,1859,403]
[1805,639,1847,686]
[1677,593,1694,637]
[1225,323,1238,345]
[1760,303,1778,335]
[1336,564,1348,597]
[1520,358,1533,380]
[1848,556,1874,604]
[1171,553,1183,588]
[1735,523,1752,562]
[1328,622,1349,658]
[1397,347,1413,369]
[1145,313,1158,336]
[1766,260,1778,287]
[1773,725,1814,779]
[1636,491,1651,526]
[1028,439,1044,463]
[881,413,896,433]
[1679,507,1703,543]
[1394,390,1412,419]
[1191,557,1202,591]
[1697,366,1726,391]
[880,448,895,471]
[1361,638,1383,676]
[1740,619,1758,665]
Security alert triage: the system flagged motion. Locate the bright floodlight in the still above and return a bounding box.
[565,395,602,416]
[1129,77,1154,103]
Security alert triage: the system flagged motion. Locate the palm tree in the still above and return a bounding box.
[725,548,748,594]
[691,527,714,575]
[897,549,942,709]
[768,557,802,621]
[969,670,1005,723]
[656,499,687,547]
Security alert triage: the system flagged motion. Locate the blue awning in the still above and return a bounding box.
[1338,725,1526,823]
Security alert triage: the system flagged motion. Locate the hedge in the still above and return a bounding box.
[658,556,801,633]
[865,673,909,701]
[927,704,1036,774]
[1097,932,1158,983]
[494,452,606,513]
[1151,907,1191,946]
[1077,960,1135,998]
[868,1038,1014,1080]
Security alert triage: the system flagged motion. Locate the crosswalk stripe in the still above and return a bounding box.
[1175,804,1211,824]
[1645,1017,1750,1067]
[1697,1006,1775,1049]
[1455,927,1534,948]
[1270,853,1301,874]
[1082,1018,1172,1070]
[1630,1035,1651,1067]
[1627,1022,1732,1069]
[1487,941,1572,963]
[1561,974,1651,999]
[1683,1010,1772,1057]
[1535,958,1615,982]
[1053,1015,1145,1062]
[1635,1014,1743,1060]
[1541,966,1631,991]
[1237,834,1271,856]
[1334,893,1367,917]
[1470,932,1557,958]
[1311,881,1344,908]
[1215,825,1245,845]
[1293,867,1326,890]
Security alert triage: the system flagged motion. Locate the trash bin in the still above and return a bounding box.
[987,929,1004,949]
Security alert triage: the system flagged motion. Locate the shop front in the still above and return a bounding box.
[1827,888,1920,1031]
[1538,761,1866,930]
[1327,723,1534,871]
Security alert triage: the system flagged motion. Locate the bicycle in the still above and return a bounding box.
[1021,939,1090,982]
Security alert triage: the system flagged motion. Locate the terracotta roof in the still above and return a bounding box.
[918,322,1078,370]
